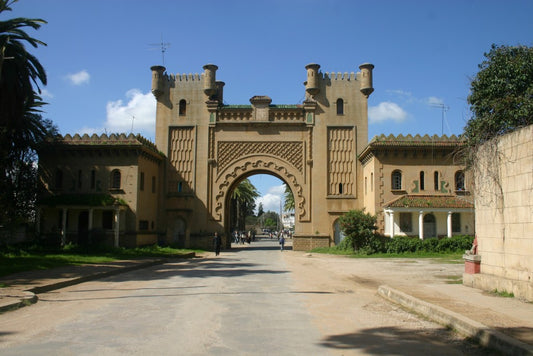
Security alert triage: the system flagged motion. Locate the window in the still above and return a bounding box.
[91,170,96,189]
[400,213,412,232]
[102,211,113,229]
[371,173,374,192]
[365,177,368,195]
[140,172,145,191]
[336,98,344,115]
[177,181,183,193]
[111,169,121,189]
[179,99,186,116]
[55,169,63,189]
[455,171,465,191]
[452,213,461,233]
[434,171,439,191]
[152,176,156,193]
[139,220,149,230]
[78,170,82,189]
[419,171,425,190]
[338,183,343,194]
[391,170,402,190]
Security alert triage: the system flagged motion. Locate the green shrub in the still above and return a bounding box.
[383,235,473,254]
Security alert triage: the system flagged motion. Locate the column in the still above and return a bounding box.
[418,211,424,240]
[389,211,395,237]
[447,211,453,238]
[114,208,120,248]
[61,208,68,246]
[88,208,94,231]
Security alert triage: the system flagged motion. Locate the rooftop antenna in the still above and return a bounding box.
[149,35,171,65]
[431,103,450,135]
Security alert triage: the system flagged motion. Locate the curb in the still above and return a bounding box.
[0,254,196,314]
[377,285,533,356]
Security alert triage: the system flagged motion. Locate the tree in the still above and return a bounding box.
[257,202,264,217]
[283,183,294,212]
[338,209,377,252]
[464,44,533,151]
[230,178,259,231]
[0,0,55,231]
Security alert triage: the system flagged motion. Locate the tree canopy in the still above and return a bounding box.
[230,178,259,231]
[0,0,56,230]
[464,44,533,149]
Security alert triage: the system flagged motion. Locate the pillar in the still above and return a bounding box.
[61,208,68,246]
[389,211,395,237]
[447,211,453,238]
[418,211,424,240]
[114,208,120,248]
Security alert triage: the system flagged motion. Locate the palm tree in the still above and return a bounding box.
[283,183,294,212]
[0,0,52,230]
[231,179,259,231]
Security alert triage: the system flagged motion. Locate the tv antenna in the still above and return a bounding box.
[431,103,450,135]
[149,36,171,65]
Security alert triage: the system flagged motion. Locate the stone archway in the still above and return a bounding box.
[151,62,374,250]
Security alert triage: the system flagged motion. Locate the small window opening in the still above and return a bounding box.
[420,171,425,190]
[336,98,344,115]
[179,99,187,116]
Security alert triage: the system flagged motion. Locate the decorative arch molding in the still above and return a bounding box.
[213,156,308,222]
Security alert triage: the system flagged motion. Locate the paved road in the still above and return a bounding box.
[0,239,489,355]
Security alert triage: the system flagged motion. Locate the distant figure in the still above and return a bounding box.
[213,232,221,256]
[279,235,285,251]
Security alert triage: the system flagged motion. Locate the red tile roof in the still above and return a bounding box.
[384,195,474,209]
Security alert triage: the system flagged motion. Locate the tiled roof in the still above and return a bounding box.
[359,133,465,161]
[369,133,464,146]
[42,133,164,157]
[384,195,474,209]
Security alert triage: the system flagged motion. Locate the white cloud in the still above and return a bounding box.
[256,184,285,213]
[40,88,54,99]
[369,101,408,124]
[67,70,90,85]
[427,96,444,106]
[81,89,156,139]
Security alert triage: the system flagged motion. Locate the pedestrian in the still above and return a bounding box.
[213,232,221,256]
[279,235,285,251]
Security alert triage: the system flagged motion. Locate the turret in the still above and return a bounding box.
[150,65,166,99]
[203,64,218,97]
[305,63,321,96]
[215,81,225,103]
[359,63,374,97]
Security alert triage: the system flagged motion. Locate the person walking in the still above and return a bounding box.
[213,232,221,256]
[279,235,285,251]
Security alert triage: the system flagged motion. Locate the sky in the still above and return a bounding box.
[7,0,533,213]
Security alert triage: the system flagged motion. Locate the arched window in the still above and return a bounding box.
[391,170,402,190]
[179,99,186,116]
[419,171,425,190]
[455,171,465,191]
[338,183,343,194]
[336,98,344,115]
[111,169,121,189]
[434,171,439,191]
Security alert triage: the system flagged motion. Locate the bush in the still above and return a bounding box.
[338,209,378,252]
[383,235,473,254]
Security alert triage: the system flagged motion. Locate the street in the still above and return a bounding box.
[0,238,489,355]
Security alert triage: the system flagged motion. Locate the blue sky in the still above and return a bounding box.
[7,0,533,213]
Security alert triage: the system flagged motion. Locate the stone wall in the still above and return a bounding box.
[464,125,533,301]
[293,234,331,251]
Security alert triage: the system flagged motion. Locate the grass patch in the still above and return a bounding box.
[491,289,515,298]
[0,245,199,278]
[309,247,465,261]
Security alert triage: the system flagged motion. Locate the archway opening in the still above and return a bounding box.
[225,173,296,247]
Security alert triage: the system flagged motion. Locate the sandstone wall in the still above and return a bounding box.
[472,125,533,300]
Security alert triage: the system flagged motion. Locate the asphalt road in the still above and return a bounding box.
[0,239,489,355]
